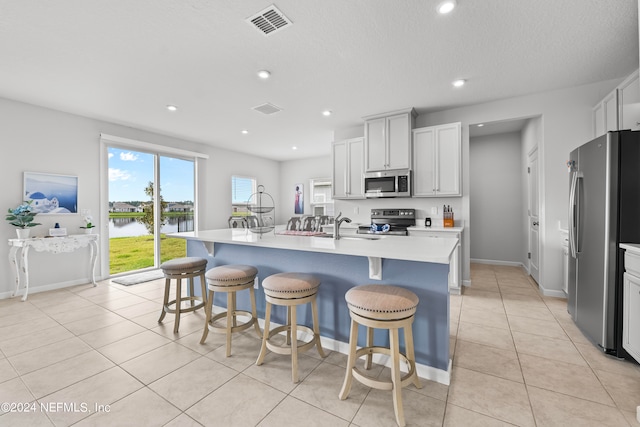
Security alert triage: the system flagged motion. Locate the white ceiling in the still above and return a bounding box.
[0,0,637,161]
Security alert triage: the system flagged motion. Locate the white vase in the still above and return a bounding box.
[16,228,30,239]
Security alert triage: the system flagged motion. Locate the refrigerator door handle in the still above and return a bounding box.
[575,175,583,254]
[569,171,578,258]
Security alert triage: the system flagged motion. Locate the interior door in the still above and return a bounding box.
[528,147,540,283]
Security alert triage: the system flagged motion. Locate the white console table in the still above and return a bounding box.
[8,234,99,301]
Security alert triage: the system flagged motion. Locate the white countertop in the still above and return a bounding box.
[408,225,464,233]
[620,243,640,255]
[169,227,458,265]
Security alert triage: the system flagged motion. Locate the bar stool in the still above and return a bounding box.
[158,257,208,334]
[200,264,261,357]
[256,272,326,383]
[339,284,422,427]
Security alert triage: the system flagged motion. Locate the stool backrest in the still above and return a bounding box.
[228,217,247,228]
[300,216,316,231]
[245,215,260,228]
[285,216,301,231]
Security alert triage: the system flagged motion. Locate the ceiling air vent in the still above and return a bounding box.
[246,5,292,36]
[252,103,282,115]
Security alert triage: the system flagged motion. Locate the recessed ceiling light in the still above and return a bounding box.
[166,105,178,111]
[322,110,332,116]
[241,130,249,134]
[257,70,271,79]
[292,146,298,150]
[437,0,457,14]
[477,124,484,127]
[452,79,466,87]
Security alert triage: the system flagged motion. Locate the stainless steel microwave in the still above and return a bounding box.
[364,170,411,198]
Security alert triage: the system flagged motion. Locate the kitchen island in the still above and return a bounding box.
[168,228,458,384]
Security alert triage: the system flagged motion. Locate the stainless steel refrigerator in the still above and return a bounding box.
[568,130,640,358]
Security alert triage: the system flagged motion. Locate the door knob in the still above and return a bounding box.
[533,221,539,226]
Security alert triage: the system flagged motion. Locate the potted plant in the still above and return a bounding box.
[6,200,41,239]
[81,215,96,233]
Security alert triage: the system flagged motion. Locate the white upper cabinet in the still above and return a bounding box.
[332,137,364,199]
[412,122,462,197]
[364,108,416,172]
[593,69,640,137]
[619,70,640,131]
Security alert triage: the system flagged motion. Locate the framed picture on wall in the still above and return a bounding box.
[294,183,303,214]
[24,172,78,214]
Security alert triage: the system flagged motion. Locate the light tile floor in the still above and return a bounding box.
[0,264,639,426]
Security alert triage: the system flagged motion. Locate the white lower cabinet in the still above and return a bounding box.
[622,250,640,363]
[409,228,462,294]
[622,266,640,362]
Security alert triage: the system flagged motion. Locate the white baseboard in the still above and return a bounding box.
[470,258,525,269]
[0,276,103,300]
[537,285,566,298]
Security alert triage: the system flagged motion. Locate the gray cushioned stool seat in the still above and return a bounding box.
[339,284,421,427]
[158,257,208,334]
[261,272,320,299]
[345,284,418,320]
[200,264,261,357]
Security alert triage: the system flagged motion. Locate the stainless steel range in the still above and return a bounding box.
[357,208,416,236]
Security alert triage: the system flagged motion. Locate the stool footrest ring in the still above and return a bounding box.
[164,297,205,314]
[264,324,318,356]
[351,346,417,390]
[208,310,257,334]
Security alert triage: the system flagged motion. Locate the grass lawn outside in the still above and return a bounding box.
[109,234,187,275]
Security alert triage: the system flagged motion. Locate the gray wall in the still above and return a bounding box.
[417,78,623,295]
[0,97,280,297]
[470,131,524,264]
[278,155,332,224]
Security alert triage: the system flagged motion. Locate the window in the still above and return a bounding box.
[309,178,334,216]
[231,175,256,214]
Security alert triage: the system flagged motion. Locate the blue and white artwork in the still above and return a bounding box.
[24,172,78,214]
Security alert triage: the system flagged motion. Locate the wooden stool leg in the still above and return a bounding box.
[158,278,170,323]
[311,297,326,358]
[404,322,422,389]
[290,304,299,383]
[389,327,405,427]
[285,306,292,345]
[200,289,214,344]
[249,286,262,338]
[189,277,195,307]
[256,302,271,366]
[173,278,182,333]
[339,318,359,400]
[365,326,374,370]
[199,273,207,307]
[225,292,233,357]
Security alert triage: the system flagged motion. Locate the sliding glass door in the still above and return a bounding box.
[159,155,195,264]
[107,147,194,275]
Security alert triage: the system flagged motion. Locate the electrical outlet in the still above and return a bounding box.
[431,207,438,216]
[81,209,90,216]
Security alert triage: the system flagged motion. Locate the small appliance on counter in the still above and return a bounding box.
[357,209,415,236]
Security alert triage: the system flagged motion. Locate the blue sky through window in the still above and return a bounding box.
[108,147,194,203]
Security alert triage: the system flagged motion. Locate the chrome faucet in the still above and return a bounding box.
[333,212,352,240]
